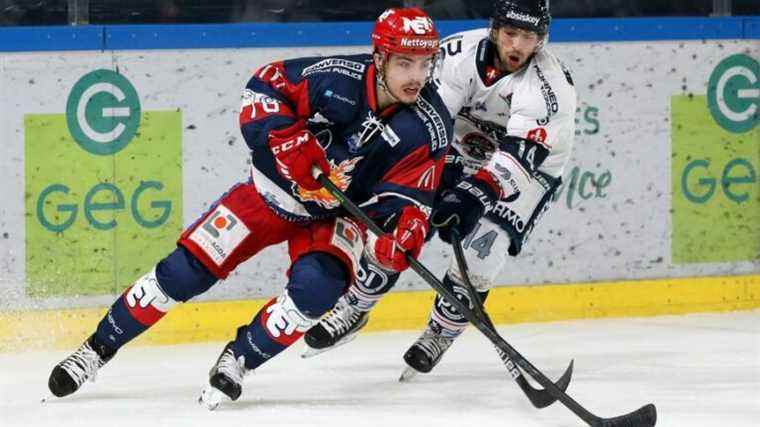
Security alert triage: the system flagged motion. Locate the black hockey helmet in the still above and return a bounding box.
[491,0,551,35]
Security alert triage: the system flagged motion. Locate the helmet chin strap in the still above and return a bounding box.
[375,51,403,106]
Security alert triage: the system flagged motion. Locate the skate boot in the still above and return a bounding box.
[48,334,116,398]
[199,342,249,410]
[399,325,455,382]
[302,296,369,358]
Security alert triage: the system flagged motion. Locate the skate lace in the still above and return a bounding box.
[60,342,105,387]
[321,301,362,337]
[415,329,454,362]
[217,348,247,385]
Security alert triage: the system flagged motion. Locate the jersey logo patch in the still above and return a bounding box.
[294,157,362,209]
[527,127,548,145]
[331,218,364,277]
[188,205,250,266]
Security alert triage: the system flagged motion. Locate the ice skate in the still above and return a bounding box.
[399,325,455,382]
[302,297,369,358]
[47,334,115,398]
[199,342,249,410]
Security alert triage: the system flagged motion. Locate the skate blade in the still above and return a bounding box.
[398,366,419,382]
[40,394,54,404]
[198,385,225,411]
[301,333,359,359]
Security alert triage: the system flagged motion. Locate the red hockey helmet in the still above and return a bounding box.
[371,8,440,56]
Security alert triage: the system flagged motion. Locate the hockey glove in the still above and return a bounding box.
[268,122,330,191]
[366,206,428,272]
[431,171,500,244]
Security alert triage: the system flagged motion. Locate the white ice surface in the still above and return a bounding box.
[2,311,758,427]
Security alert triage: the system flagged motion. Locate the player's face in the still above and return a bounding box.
[381,53,434,104]
[493,25,541,72]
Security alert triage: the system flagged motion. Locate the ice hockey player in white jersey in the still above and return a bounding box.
[303,0,577,379]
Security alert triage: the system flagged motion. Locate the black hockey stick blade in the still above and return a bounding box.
[516,359,574,408]
[318,175,657,427]
[450,230,573,409]
[594,403,657,427]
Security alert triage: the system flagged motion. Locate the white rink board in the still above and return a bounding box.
[0,40,758,310]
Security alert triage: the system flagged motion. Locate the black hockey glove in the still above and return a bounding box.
[431,175,499,244]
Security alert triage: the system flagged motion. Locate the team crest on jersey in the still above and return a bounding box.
[461,132,496,161]
[294,157,362,208]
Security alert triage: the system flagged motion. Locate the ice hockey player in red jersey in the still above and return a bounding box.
[304,0,577,380]
[47,7,452,409]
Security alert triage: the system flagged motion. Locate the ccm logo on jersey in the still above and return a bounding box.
[527,127,548,145]
[189,205,250,266]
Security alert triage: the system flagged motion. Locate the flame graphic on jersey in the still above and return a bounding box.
[295,157,363,209]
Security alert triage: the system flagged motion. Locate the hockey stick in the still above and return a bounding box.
[449,230,573,409]
[318,174,657,427]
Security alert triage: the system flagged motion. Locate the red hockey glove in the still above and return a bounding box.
[367,206,428,272]
[268,122,330,191]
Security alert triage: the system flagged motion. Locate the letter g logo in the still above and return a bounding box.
[707,54,759,134]
[66,69,141,155]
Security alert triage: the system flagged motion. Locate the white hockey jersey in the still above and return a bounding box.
[434,28,576,197]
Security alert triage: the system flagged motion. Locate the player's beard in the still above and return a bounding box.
[491,30,544,73]
[506,54,525,72]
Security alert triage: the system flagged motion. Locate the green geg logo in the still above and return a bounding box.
[671,53,759,264]
[25,68,183,296]
[707,54,759,134]
[35,70,167,233]
[681,158,756,204]
[66,69,141,155]
[35,180,172,233]
[681,54,759,205]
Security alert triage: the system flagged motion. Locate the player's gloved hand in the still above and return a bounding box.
[431,171,500,244]
[366,206,428,272]
[268,122,330,191]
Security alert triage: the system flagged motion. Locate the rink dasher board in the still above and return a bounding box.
[0,32,757,348]
[0,273,756,351]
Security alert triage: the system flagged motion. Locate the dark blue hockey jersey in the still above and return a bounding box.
[239,54,452,223]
